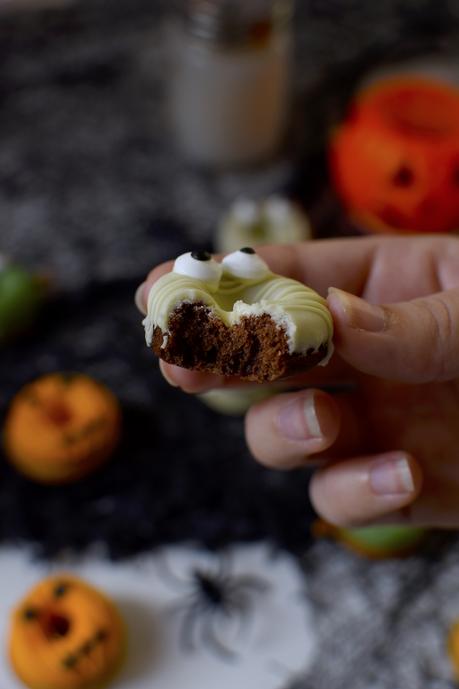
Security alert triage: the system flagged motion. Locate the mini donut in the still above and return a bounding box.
[3,372,121,484]
[199,384,283,416]
[314,521,427,559]
[216,196,312,254]
[0,258,47,343]
[448,619,459,681]
[9,574,125,689]
[143,248,333,383]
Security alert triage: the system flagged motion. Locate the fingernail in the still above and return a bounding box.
[134,282,147,315]
[159,360,179,387]
[328,287,386,332]
[277,391,333,441]
[369,452,415,495]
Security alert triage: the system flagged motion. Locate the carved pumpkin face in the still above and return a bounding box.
[9,575,125,689]
[329,77,459,233]
[3,373,121,484]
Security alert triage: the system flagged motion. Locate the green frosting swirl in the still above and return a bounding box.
[143,270,333,360]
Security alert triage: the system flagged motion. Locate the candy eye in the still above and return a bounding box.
[222,248,270,280]
[173,251,223,289]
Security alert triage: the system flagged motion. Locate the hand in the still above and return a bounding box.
[136,236,459,529]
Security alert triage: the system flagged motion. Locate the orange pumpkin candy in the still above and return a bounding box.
[9,575,126,689]
[329,77,459,233]
[3,373,121,484]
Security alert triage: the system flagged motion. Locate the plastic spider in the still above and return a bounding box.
[159,552,270,660]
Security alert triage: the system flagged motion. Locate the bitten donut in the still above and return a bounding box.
[143,248,333,383]
[9,574,125,689]
[3,372,121,484]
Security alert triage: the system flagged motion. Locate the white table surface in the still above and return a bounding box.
[0,543,316,689]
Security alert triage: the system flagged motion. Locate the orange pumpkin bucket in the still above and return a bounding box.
[329,77,459,233]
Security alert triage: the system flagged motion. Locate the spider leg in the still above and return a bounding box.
[165,592,205,617]
[222,590,254,639]
[224,577,270,632]
[178,601,203,653]
[226,590,251,614]
[154,552,192,591]
[200,611,238,662]
[227,575,270,595]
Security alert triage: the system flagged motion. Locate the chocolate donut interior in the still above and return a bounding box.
[153,302,328,383]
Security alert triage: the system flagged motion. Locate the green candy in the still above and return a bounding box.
[0,264,46,342]
[199,386,281,415]
[342,525,426,555]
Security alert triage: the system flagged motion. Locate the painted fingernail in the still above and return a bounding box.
[328,288,386,332]
[276,391,335,441]
[159,360,179,387]
[134,282,147,315]
[369,452,415,495]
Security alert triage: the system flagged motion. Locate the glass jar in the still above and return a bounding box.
[171,0,294,167]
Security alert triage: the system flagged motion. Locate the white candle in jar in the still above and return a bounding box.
[171,0,293,167]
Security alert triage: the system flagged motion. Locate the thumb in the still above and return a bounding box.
[327,287,459,383]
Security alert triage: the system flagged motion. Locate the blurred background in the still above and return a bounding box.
[1,1,459,688]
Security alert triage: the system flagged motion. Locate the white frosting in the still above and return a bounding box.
[232,199,259,226]
[263,196,291,224]
[222,250,270,280]
[173,251,222,290]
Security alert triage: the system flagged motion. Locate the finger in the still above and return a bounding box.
[395,480,459,529]
[309,451,423,527]
[328,287,459,383]
[252,235,456,296]
[159,361,227,392]
[244,389,364,469]
[158,354,353,394]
